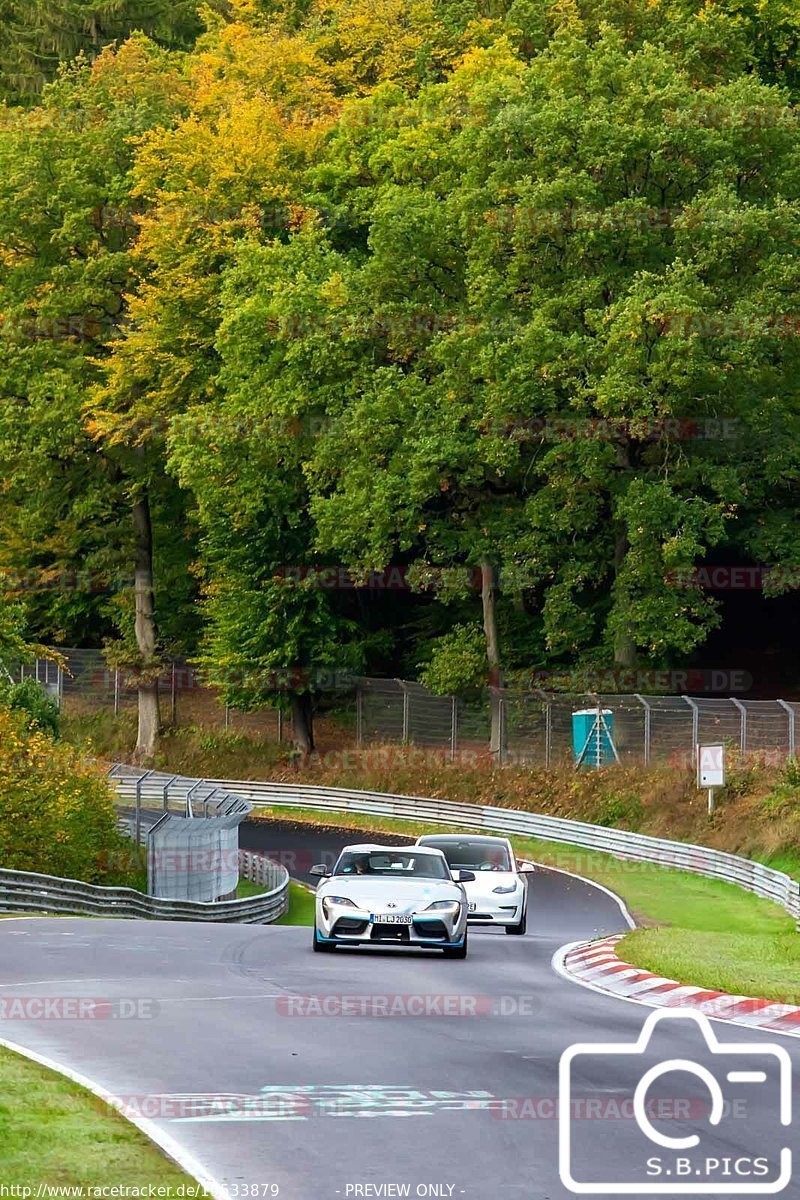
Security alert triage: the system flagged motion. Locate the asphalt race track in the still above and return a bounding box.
[1,829,798,1200]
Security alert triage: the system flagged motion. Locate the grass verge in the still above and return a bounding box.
[0,1045,196,1188]
[275,881,317,926]
[249,805,799,1004]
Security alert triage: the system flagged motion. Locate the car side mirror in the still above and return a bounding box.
[516,860,535,874]
[455,869,476,883]
[309,864,332,877]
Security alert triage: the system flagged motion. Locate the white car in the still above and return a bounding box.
[415,834,534,934]
[310,844,473,957]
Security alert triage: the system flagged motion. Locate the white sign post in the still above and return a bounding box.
[697,743,725,814]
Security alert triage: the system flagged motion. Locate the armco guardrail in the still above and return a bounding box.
[0,854,289,922]
[110,768,800,926]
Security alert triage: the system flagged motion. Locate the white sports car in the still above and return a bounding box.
[310,844,473,957]
[415,834,534,934]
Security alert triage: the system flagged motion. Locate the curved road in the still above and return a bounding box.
[0,829,796,1199]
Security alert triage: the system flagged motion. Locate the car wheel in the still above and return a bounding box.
[442,931,468,959]
[505,910,527,935]
[313,926,336,952]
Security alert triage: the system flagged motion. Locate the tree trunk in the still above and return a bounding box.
[290,691,315,761]
[133,490,161,761]
[481,557,503,755]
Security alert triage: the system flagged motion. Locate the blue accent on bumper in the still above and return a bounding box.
[315,928,465,948]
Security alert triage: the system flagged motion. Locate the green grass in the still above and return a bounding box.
[275,881,316,925]
[618,929,800,1004]
[0,1045,196,1188]
[249,805,800,1004]
[237,877,268,898]
[761,849,800,878]
[237,878,315,923]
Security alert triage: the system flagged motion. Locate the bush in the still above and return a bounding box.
[0,677,60,736]
[593,790,645,829]
[0,705,134,884]
[783,757,800,789]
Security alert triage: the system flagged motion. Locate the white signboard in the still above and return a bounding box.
[697,744,725,789]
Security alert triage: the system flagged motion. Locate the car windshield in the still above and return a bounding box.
[335,851,450,880]
[422,840,512,872]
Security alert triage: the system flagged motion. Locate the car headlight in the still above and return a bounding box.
[492,883,519,894]
[423,900,461,912]
[322,896,357,917]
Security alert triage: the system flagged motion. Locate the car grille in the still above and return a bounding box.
[371,923,411,941]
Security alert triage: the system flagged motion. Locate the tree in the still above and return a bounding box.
[0,37,192,758]
[0,0,209,103]
[93,2,496,746]
[262,26,800,685]
[167,236,369,754]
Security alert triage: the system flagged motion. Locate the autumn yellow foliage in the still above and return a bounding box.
[0,706,131,883]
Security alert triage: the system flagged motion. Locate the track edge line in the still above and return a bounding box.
[0,1035,230,1199]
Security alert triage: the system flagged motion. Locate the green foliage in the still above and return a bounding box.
[0,705,131,882]
[0,0,210,102]
[5,0,800,736]
[782,757,800,788]
[419,623,487,694]
[594,791,645,829]
[0,677,60,736]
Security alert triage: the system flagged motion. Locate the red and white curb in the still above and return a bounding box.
[557,934,800,1039]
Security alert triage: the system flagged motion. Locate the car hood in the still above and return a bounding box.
[318,877,462,910]
[462,871,522,897]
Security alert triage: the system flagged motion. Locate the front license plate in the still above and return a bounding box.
[468,903,477,912]
[370,913,412,924]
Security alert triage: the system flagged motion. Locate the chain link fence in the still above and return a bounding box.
[15,649,800,768]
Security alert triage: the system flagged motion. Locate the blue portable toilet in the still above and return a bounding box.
[572,708,615,768]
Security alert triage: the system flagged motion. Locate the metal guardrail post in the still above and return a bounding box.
[134,769,154,845]
[731,698,747,754]
[185,778,206,818]
[777,699,795,759]
[397,679,410,742]
[161,774,178,812]
[535,690,552,767]
[634,694,651,765]
[146,810,170,895]
[683,697,699,764]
